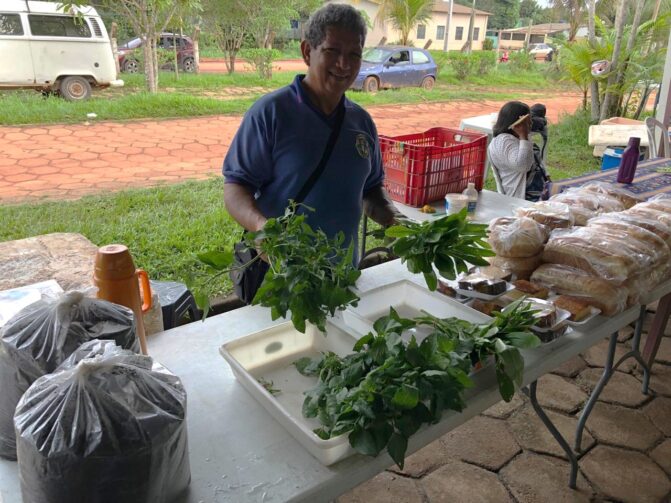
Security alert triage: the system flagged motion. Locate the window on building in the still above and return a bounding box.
[0,14,23,35]
[512,33,526,41]
[455,26,463,40]
[473,27,480,41]
[417,24,426,39]
[290,20,299,29]
[436,25,445,40]
[29,15,91,37]
[412,50,430,64]
[501,32,512,40]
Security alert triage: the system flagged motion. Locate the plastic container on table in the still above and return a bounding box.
[380,127,487,207]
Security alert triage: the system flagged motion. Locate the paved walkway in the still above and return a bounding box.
[0,93,583,203]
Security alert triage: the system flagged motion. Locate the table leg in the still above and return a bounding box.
[642,292,671,368]
[523,381,578,489]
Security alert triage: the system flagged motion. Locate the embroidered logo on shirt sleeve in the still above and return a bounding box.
[355,133,370,159]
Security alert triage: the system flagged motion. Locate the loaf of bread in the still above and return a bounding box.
[585,222,670,267]
[553,295,593,322]
[515,202,575,230]
[624,262,671,306]
[488,253,543,280]
[530,264,628,316]
[579,182,642,209]
[636,196,671,215]
[550,190,624,213]
[487,217,547,258]
[625,206,671,227]
[587,213,671,247]
[513,279,549,299]
[542,227,652,282]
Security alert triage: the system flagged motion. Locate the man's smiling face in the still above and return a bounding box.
[302,26,363,101]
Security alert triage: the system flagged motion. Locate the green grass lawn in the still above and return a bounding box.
[0,65,570,126]
[0,111,597,300]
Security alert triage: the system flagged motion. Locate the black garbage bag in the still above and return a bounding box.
[14,340,190,503]
[0,291,138,459]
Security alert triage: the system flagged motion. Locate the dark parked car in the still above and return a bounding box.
[118,33,195,73]
[351,46,437,92]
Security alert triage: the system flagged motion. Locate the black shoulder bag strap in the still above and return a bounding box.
[232,103,346,305]
[294,103,346,203]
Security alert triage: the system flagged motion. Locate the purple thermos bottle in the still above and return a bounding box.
[616,137,640,184]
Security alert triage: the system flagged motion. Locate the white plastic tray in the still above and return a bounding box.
[220,320,359,466]
[343,279,490,339]
[564,306,601,326]
[440,277,515,300]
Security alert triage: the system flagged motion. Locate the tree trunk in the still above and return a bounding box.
[614,0,644,116]
[152,37,160,90]
[192,25,200,74]
[143,37,158,93]
[599,0,626,122]
[587,0,600,121]
[464,0,476,54]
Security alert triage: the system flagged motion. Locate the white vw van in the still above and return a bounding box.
[0,0,123,100]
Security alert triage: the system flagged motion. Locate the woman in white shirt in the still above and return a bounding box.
[488,101,535,200]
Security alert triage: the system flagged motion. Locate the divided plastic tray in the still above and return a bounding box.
[344,279,490,338]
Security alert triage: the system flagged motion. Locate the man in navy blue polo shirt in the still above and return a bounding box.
[223,3,397,264]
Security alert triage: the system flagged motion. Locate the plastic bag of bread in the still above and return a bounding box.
[623,262,671,306]
[487,253,543,280]
[550,189,624,213]
[641,194,671,214]
[14,341,190,503]
[542,227,653,283]
[625,205,671,227]
[0,291,138,460]
[530,264,628,316]
[584,223,670,267]
[587,213,671,247]
[579,181,642,209]
[487,216,547,257]
[515,201,575,230]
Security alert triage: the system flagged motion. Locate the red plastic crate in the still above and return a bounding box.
[380,127,487,207]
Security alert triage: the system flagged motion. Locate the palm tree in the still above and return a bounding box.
[376,0,434,46]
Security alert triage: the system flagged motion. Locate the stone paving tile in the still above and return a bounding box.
[481,392,525,419]
[551,355,588,378]
[580,445,671,503]
[535,373,587,413]
[584,402,663,451]
[576,368,650,407]
[500,452,593,503]
[387,438,450,478]
[336,471,423,503]
[642,396,671,436]
[420,460,513,503]
[581,338,637,373]
[648,363,671,397]
[507,404,595,459]
[650,439,671,477]
[440,415,521,471]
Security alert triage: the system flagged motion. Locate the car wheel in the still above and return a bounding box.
[182,57,196,73]
[123,59,140,73]
[59,76,92,101]
[363,76,379,93]
[421,76,435,91]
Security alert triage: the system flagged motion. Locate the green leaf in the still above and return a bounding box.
[193,291,210,321]
[392,384,419,409]
[197,250,234,270]
[349,428,380,456]
[387,433,408,469]
[506,332,541,349]
[385,225,415,238]
[423,271,438,291]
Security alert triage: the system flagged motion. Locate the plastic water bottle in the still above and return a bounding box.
[462,182,478,214]
[616,137,641,184]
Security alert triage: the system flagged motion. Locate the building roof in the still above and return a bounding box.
[431,2,491,17]
[500,22,570,35]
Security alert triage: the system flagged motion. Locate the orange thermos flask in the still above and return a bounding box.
[93,244,151,355]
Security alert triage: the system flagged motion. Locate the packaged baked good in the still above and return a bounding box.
[638,196,671,215]
[542,227,654,282]
[469,265,513,282]
[14,341,190,503]
[625,205,671,227]
[487,216,547,257]
[457,274,507,295]
[513,279,549,299]
[488,253,543,281]
[552,188,625,213]
[587,213,671,247]
[471,299,502,316]
[552,295,592,322]
[584,223,670,267]
[579,182,642,209]
[526,299,557,328]
[530,264,627,315]
[515,201,575,230]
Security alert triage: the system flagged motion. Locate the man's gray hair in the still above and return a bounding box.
[304,3,367,48]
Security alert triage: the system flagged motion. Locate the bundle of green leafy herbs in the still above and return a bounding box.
[197,203,361,333]
[294,299,539,468]
[383,208,495,291]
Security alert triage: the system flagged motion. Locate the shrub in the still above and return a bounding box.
[449,53,476,80]
[474,51,496,75]
[482,38,494,51]
[509,50,535,72]
[239,48,282,79]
